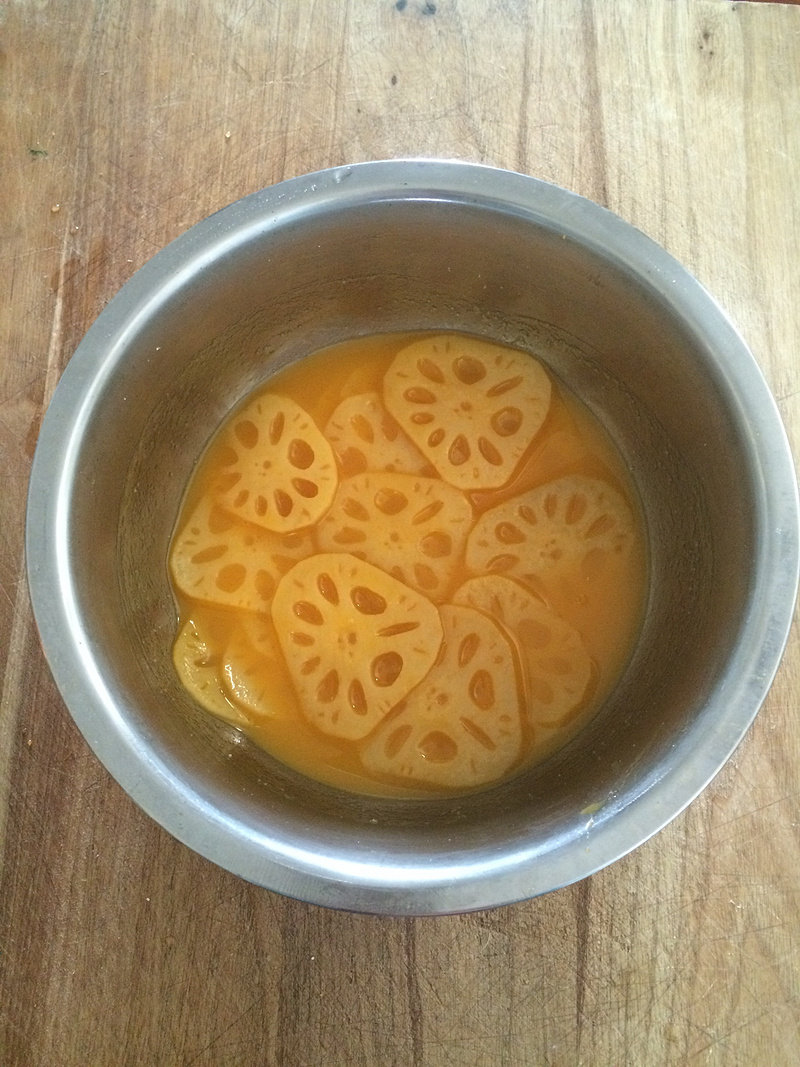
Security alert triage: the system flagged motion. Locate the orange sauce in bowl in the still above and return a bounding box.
[168,333,647,797]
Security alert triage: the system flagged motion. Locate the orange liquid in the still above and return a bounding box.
[169,333,648,797]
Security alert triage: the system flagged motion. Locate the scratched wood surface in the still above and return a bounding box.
[2,1,799,1064]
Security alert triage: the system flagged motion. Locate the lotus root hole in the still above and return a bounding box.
[448,434,471,466]
[403,386,436,404]
[565,493,589,524]
[234,419,259,449]
[374,487,408,515]
[371,651,404,687]
[351,414,374,444]
[273,489,293,517]
[452,355,486,385]
[413,563,438,590]
[218,445,239,466]
[377,621,419,637]
[419,730,458,763]
[491,406,523,437]
[300,656,321,676]
[271,554,298,573]
[351,586,387,615]
[469,669,495,710]
[290,631,314,646]
[417,357,446,383]
[215,563,246,593]
[268,412,285,445]
[460,718,497,751]
[339,447,366,476]
[349,679,368,715]
[342,497,370,522]
[332,527,367,545]
[411,500,444,525]
[254,569,276,601]
[316,573,339,604]
[288,438,315,469]
[478,437,503,465]
[487,375,522,397]
[458,632,481,667]
[585,513,616,538]
[420,531,452,559]
[496,521,525,545]
[487,553,518,573]
[316,669,339,702]
[381,414,400,441]
[292,477,318,498]
[190,545,227,565]
[215,473,240,495]
[293,600,324,625]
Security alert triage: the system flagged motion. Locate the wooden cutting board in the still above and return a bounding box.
[1,2,799,1063]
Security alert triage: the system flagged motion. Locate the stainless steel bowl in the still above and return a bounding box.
[26,160,799,914]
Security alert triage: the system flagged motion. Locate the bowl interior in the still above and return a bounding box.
[45,172,781,910]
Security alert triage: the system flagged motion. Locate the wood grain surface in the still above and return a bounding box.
[2,1,799,1064]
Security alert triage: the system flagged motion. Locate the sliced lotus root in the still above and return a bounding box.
[271,552,444,740]
[170,499,313,612]
[383,335,552,491]
[214,391,338,533]
[453,575,592,728]
[324,392,431,477]
[220,614,289,719]
[315,472,474,601]
[361,604,522,789]
[172,619,248,726]
[466,476,635,594]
